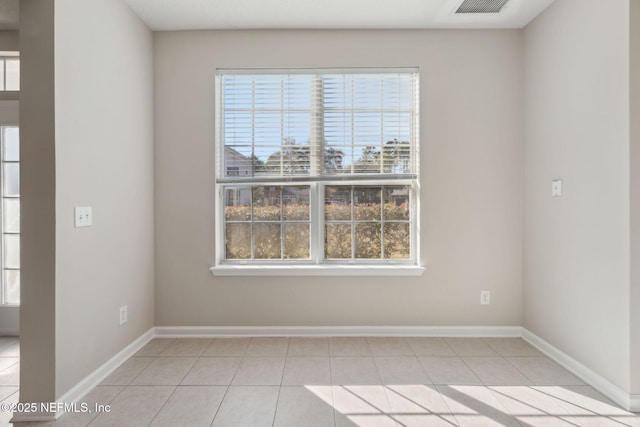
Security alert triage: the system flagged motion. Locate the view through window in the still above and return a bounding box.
[1,126,19,304]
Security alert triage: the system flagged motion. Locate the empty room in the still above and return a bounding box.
[2,0,639,425]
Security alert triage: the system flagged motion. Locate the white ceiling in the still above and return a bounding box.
[123,0,556,31]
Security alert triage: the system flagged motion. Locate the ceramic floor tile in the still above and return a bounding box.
[506,357,584,385]
[273,386,335,427]
[202,338,250,357]
[482,338,541,357]
[211,386,279,427]
[366,338,414,356]
[158,338,211,356]
[393,414,459,426]
[0,386,17,401]
[0,363,18,386]
[88,385,174,427]
[329,337,371,356]
[149,385,226,427]
[0,358,19,373]
[331,357,381,385]
[130,357,197,385]
[181,357,240,385]
[610,415,640,426]
[51,385,124,427]
[232,357,286,385]
[419,357,481,385]
[134,338,175,357]
[0,390,18,427]
[333,385,396,427]
[100,357,154,385]
[244,337,289,357]
[287,337,329,356]
[335,414,399,427]
[437,385,520,427]
[444,338,498,357]
[510,415,585,426]
[463,357,532,386]
[374,356,431,385]
[282,356,331,385]
[488,385,583,423]
[384,384,455,421]
[406,338,456,356]
[532,385,632,417]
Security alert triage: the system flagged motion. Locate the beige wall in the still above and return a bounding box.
[0,31,18,51]
[630,0,640,396]
[154,30,524,327]
[54,0,155,396]
[523,0,631,391]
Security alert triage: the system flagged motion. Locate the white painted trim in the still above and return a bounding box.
[630,395,640,413]
[11,328,154,423]
[154,325,522,338]
[210,264,426,276]
[522,328,634,412]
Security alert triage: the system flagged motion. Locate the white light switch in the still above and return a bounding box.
[75,206,93,227]
[551,179,562,197]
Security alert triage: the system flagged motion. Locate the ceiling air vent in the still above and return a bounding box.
[455,0,509,14]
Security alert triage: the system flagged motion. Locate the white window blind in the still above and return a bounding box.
[218,68,419,182]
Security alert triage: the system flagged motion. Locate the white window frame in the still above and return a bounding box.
[0,125,19,304]
[211,68,424,276]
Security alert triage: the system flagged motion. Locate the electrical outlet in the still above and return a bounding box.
[480,290,491,305]
[119,305,128,325]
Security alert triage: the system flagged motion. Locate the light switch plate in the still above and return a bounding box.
[551,179,562,197]
[75,206,93,227]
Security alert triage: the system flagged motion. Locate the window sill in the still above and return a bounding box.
[210,264,425,277]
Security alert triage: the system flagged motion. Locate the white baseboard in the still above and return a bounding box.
[154,325,523,338]
[522,328,635,412]
[630,394,640,413]
[11,328,154,423]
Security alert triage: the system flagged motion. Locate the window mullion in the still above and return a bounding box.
[310,182,322,264]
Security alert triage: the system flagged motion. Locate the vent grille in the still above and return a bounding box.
[455,0,509,13]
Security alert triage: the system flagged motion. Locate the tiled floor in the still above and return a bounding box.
[0,337,20,427]
[11,337,640,426]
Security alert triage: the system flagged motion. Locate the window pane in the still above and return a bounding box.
[383,186,410,219]
[3,199,19,233]
[3,234,19,269]
[253,187,281,220]
[325,224,352,258]
[5,59,18,90]
[225,223,251,259]
[355,223,381,259]
[284,224,309,259]
[354,187,381,221]
[2,127,18,161]
[384,223,410,259]
[282,186,309,220]
[253,223,280,259]
[325,186,351,221]
[225,188,251,221]
[3,163,19,196]
[3,270,19,305]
